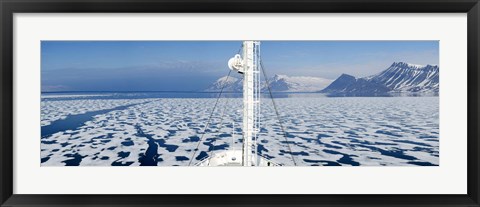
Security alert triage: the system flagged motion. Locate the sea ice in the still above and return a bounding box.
[41,96,439,166]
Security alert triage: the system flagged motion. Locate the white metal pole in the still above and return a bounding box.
[241,41,261,166]
[232,121,235,151]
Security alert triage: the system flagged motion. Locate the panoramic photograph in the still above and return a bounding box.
[41,41,439,166]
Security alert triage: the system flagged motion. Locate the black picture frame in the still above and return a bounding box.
[1,0,479,206]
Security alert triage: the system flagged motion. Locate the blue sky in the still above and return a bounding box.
[41,41,438,92]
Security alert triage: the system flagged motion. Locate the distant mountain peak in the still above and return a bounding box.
[214,76,238,83]
[320,72,388,96]
[390,62,438,69]
[338,73,356,79]
[272,74,286,79]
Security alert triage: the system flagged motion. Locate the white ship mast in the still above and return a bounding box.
[195,41,278,166]
[232,41,260,166]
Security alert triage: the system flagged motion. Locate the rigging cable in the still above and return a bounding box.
[207,78,241,166]
[188,69,232,166]
[189,43,243,166]
[260,60,297,166]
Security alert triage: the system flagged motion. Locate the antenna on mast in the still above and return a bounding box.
[228,54,244,74]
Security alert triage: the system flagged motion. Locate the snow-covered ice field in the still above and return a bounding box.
[40,93,439,166]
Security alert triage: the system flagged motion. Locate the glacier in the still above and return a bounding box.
[205,74,332,92]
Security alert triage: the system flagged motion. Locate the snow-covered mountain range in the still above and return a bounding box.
[205,62,438,95]
[205,74,332,92]
[320,62,439,96]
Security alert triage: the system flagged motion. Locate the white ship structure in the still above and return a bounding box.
[194,41,280,166]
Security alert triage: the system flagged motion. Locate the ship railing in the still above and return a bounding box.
[194,151,282,166]
[194,155,211,166]
[256,153,282,166]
